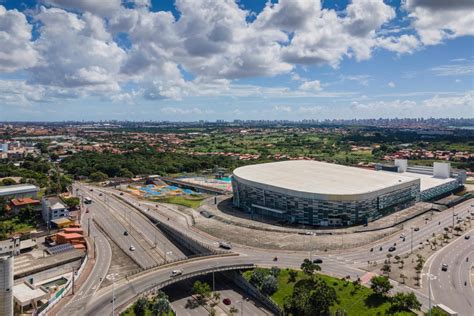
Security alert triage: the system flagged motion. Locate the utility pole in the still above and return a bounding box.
[428,273,432,316]
[72,267,75,295]
[107,273,119,315]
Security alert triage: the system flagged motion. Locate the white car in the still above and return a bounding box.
[400,233,406,238]
[129,245,136,251]
[170,269,183,277]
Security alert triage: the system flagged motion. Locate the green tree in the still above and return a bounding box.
[390,292,421,312]
[261,275,278,295]
[89,171,108,182]
[192,280,211,304]
[64,197,80,209]
[370,276,393,297]
[270,266,280,278]
[301,258,320,277]
[284,278,338,316]
[1,178,16,186]
[288,270,298,283]
[249,269,266,288]
[133,297,148,316]
[151,291,171,316]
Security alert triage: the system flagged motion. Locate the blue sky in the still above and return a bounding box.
[0,0,472,121]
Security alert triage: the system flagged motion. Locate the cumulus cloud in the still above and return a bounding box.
[376,34,420,54]
[388,82,396,88]
[0,6,38,72]
[299,80,322,92]
[404,0,474,45]
[0,1,472,105]
[43,0,121,17]
[30,7,126,94]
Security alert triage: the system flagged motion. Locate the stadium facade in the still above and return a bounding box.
[232,160,464,226]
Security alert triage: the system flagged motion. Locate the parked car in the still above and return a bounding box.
[129,245,135,251]
[400,234,406,238]
[465,235,471,240]
[120,192,124,195]
[441,264,448,271]
[99,193,103,196]
[388,246,396,252]
[124,231,129,236]
[313,258,323,264]
[170,269,183,277]
[223,298,231,305]
[413,227,420,231]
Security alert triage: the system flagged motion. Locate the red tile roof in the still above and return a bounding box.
[10,198,40,207]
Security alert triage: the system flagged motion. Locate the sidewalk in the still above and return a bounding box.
[47,235,96,316]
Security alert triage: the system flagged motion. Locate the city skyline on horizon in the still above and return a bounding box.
[0,0,473,121]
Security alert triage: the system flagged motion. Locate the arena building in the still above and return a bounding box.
[232,160,464,226]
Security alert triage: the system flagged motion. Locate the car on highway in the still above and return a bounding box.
[413,227,420,231]
[219,241,232,249]
[388,246,396,252]
[441,264,448,271]
[170,269,183,277]
[129,245,135,251]
[223,298,231,305]
[465,235,470,240]
[123,231,129,236]
[313,258,323,264]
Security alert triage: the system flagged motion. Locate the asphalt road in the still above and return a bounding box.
[60,183,112,314]
[81,186,160,269]
[423,228,474,316]
[101,191,186,262]
[62,183,473,315]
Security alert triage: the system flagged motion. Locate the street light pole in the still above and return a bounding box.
[107,273,119,315]
[428,273,432,316]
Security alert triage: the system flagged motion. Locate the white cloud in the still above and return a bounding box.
[43,0,122,17]
[430,63,474,77]
[297,106,323,114]
[30,7,126,94]
[388,81,396,88]
[350,91,473,117]
[0,6,39,72]
[404,0,474,45]
[160,106,213,115]
[376,34,420,54]
[299,80,322,92]
[340,74,371,86]
[273,105,292,112]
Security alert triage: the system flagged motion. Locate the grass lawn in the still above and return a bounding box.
[243,268,414,316]
[155,195,204,208]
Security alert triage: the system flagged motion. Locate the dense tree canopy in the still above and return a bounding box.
[60,150,265,179]
[283,278,338,316]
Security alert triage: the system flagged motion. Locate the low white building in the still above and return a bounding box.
[41,196,69,224]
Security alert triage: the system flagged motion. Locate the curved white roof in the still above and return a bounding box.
[232,160,419,201]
